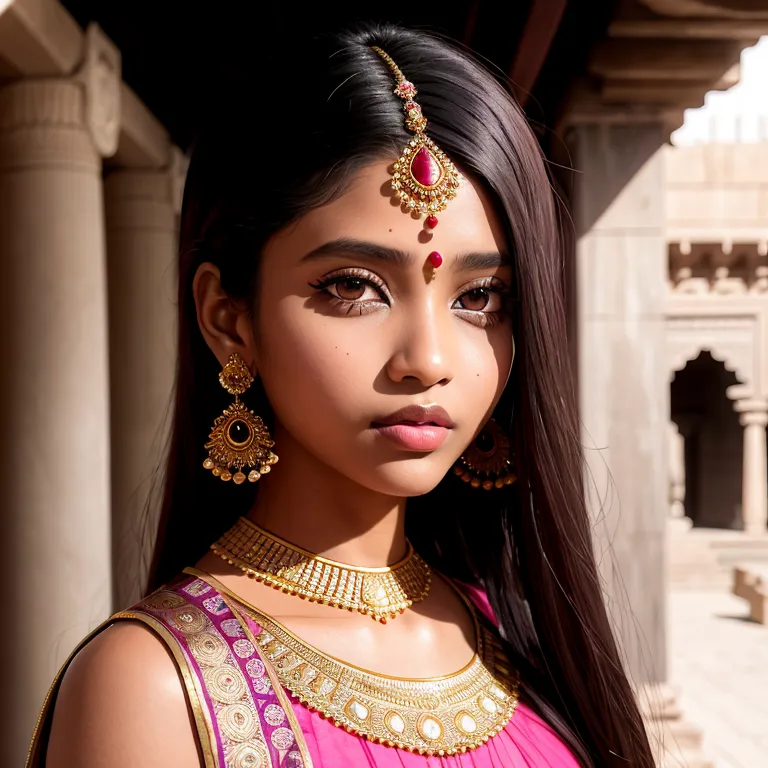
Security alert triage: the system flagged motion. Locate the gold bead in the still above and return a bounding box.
[248,470,260,482]
[233,472,246,484]
[495,478,505,489]
[221,471,232,481]
[470,478,481,488]
[212,467,222,477]
[453,465,464,476]
[203,458,215,469]
[219,353,254,395]
[482,480,494,491]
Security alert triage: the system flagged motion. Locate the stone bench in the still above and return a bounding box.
[732,565,768,624]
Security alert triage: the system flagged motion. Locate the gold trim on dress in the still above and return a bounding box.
[224,597,316,768]
[187,568,519,756]
[185,567,317,767]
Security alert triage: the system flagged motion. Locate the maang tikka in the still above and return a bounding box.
[371,46,461,278]
[203,353,278,484]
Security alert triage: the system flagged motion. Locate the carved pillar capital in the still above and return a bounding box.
[0,79,98,171]
[74,23,122,158]
[735,398,768,428]
[0,24,121,171]
[104,146,187,229]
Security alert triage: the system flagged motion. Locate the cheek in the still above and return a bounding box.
[256,296,378,416]
[456,324,514,408]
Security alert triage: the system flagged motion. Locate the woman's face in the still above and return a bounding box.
[255,159,513,496]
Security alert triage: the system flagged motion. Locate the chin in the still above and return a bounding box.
[359,461,454,498]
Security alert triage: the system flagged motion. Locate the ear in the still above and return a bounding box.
[193,262,257,369]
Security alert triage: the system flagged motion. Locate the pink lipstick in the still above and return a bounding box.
[371,405,454,452]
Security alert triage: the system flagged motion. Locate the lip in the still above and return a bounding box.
[371,405,454,452]
[372,404,455,429]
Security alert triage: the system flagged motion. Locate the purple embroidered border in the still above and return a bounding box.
[137,575,305,768]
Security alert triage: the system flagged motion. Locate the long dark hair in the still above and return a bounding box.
[148,21,654,767]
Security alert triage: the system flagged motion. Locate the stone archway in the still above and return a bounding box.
[671,351,743,528]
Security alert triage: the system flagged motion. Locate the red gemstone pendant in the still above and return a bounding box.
[425,215,438,229]
[410,147,443,187]
[428,251,443,268]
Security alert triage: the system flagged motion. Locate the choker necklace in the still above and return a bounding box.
[211,517,432,623]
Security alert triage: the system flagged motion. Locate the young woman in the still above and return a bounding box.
[29,21,655,768]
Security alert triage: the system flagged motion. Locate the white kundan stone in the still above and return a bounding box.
[348,700,369,721]
[458,712,478,734]
[419,716,443,741]
[386,712,406,735]
[489,684,507,700]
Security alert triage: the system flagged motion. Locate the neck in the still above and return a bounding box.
[248,425,408,568]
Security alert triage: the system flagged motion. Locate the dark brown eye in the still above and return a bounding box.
[335,278,366,300]
[459,288,491,312]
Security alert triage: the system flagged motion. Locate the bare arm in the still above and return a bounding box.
[46,621,202,767]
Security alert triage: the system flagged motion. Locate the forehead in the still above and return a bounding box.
[266,159,506,260]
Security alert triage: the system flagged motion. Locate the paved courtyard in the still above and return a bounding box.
[668,588,768,767]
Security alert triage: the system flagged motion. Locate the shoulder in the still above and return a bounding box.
[46,619,201,768]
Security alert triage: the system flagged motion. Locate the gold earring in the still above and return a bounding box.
[203,353,278,484]
[453,418,516,491]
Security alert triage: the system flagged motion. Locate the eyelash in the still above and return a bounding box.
[308,268,389,316]
[308,269,511,327]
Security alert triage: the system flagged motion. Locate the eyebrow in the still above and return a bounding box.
[300,237,509,271]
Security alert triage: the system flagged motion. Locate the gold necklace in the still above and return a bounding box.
[211,517,432,623]
[201,570,520,757]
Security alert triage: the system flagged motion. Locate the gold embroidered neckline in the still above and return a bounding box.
[191,569,519,756]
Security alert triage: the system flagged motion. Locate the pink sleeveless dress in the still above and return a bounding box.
[27,570,579,768]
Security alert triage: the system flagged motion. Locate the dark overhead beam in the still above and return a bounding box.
[610,17,768,38]
[590,38,746,80]
[462,0,482,46]
[611,0,768,37]
[509,0,567,106]
[640,0,768,18]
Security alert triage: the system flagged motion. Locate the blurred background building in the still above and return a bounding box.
[668,39,768,539]
[1,1,767,766]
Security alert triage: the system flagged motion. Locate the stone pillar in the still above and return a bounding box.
[569,124,711,767]
[734,398,768,534]
[668,421,692,532]
[570,122,669,683]
[105,168,178,608]
[0,28,121,767]
[0,85,109,764]
[668,422,686,518]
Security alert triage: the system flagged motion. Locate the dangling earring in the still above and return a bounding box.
[203,353,278,484]
[453,418,516,490]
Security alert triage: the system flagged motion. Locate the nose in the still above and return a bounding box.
[385,298,454,388]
